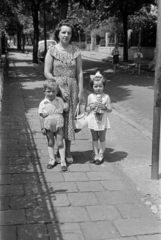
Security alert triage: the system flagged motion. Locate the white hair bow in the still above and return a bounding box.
[90,71,103,80]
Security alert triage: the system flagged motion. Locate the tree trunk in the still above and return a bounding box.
[17,33,21,50]
[32,4,39,63]
[122,13,128,61]
[59,0,68,20]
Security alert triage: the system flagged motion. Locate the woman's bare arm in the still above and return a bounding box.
[76,54,84,101]
[44,51,55,80]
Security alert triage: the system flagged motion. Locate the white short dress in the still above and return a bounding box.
[87,93,111,131]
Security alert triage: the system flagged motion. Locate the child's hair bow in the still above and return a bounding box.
[90,71,103,80]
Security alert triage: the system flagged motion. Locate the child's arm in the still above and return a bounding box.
[64,101,69,112]
[86,95,97,113]
[101,95,112,113]
[39,114,46,135]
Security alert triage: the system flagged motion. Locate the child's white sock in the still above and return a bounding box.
[59,146,66,166]
[93,141,99,159]
[48,146,56,162]
[99,141,106,155]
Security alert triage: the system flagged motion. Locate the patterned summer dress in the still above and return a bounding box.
[48,45,81,140]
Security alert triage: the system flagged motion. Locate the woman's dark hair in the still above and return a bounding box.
[90,76,106,88]
[54,20,75,43]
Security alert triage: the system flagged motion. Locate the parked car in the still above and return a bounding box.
[38,40,57,61]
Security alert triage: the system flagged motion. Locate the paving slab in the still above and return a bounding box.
[68,163,91,172]
[67,192,98,206]
[47,223,85,240]
[37,193,70,207]
[54,206,90,223]
[0,226,17,240]
[63,172,89,182]
[95,191,138,205]
[24,182,52,195]
[76,181,104,192]
[38,172,64,183]
[51,182,78,193]
[0,209,26,225]
[80,221,120,239]
[10,195,37,209]
[116,203,152,219]
[0,174,11,184]
[86,205,122,221]
[101,180,128,190]
[0,197,10,210]
[138,235,161,240]
[17,224,48,240]
[114,218,161,237]
[26,207,56,223]
[11,173,39,184]
[87,171,120,180]
[0,184,24,196]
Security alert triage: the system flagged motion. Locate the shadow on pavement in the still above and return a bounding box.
[0,55,66,239]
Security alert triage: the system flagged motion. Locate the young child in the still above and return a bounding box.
[133,46,143,75]
[86,71,112,165]
[111,43,119,73]
[38,80,69,171]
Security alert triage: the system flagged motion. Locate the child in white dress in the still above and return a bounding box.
[38,80,69,171]
[86,72,112,164]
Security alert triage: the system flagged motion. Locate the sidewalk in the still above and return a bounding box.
[0,50,161,240]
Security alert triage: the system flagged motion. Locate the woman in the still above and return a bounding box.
[44,20,84,163]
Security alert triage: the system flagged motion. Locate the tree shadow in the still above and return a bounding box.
[0,53,72,240]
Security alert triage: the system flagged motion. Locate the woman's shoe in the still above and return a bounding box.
[61,164,68,172]
[47,159,57,169]
[66,156,74,164]
[95,159,104,165]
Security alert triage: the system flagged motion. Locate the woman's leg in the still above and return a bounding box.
[91,130,99,160]
[98,129,107,161]
[55,129,67,171]
[65,139,74,163]
[46,130,56,167]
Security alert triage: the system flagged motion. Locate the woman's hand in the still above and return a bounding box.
[41,128,46,135]
[59,87,70,101]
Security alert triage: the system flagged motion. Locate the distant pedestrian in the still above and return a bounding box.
[111,43,119,73]
[86,72,112,165]
[132,46,143,75]
[38,80,69,171]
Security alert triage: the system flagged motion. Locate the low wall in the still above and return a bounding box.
[128,46,155,60]
[87,45,155,60]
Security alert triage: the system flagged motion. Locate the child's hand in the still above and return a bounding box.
[90,102,98,110]
[98,103,106,110]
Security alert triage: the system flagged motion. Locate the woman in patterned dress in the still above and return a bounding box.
[44,20,84,163]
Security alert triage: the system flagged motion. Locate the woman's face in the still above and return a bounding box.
[58,25,72,44]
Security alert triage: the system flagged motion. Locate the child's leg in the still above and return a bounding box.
[98,129,107,161]
[46,130,56,167]
[55,128,67,171]
[138,64,140,75]
[113,64,116,73]
[91,130,99,160]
